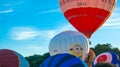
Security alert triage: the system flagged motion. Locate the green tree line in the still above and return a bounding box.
[25,43,120,67]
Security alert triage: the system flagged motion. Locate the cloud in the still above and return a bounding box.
[14,31,39,40]
[9,24,76,41]
[103,23,120,29]
[0,9,13,14]
[39,8,61,14]
[9,27,56,40]
[9,27,40,40]
[103,22,120,27]
[102,7,120,29]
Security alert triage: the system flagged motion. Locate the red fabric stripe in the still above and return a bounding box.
[0,49,19,67]
[64,7,110,38]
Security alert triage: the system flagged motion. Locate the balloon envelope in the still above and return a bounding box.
[59,0,116,38]
[86,49,96,67]
[88,49,96,58]
[93,52,119,66]
[39,53,88,67]
[49,31,89,60]
[0,49,29,67]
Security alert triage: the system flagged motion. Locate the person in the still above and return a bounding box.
[94,62,116,67]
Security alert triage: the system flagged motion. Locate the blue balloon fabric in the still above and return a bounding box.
[118,60,120,67]
[110,52,119,64]
[39,53,88,67]
[15,52,30,67]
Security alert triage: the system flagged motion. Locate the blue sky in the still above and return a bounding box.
[0,0,120,57]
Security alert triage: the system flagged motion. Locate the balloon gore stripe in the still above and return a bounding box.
[39,53,88,67]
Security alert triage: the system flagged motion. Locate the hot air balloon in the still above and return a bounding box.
[85,49,96,67]
[39,53,88,67]
[49,31,89,60]
[0,49,29,67]
[59,0,116,38]
[93,52,119,66]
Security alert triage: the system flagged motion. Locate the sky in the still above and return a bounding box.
[0,0,120,57]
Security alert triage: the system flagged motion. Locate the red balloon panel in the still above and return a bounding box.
[97,55,107,63]
[64,8,110,38]
[0,49,19,67]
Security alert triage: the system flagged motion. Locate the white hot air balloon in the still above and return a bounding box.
[49,31,89,60]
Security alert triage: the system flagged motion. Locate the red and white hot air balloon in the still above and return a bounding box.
[59,0,116,38]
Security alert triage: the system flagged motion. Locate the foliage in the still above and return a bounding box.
[25,53,50,67]
[91,43,120,57]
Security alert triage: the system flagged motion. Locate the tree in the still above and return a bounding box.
[25,53,50,67]
[92,43,120,57]
[36,53,50,67]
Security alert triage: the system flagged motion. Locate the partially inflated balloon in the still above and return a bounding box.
[59,0,116,38]
[93,52,119,66]
[85,49,96,67]
[39,53,88,67]
[0,49,29,67]
[49,31,89,60]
